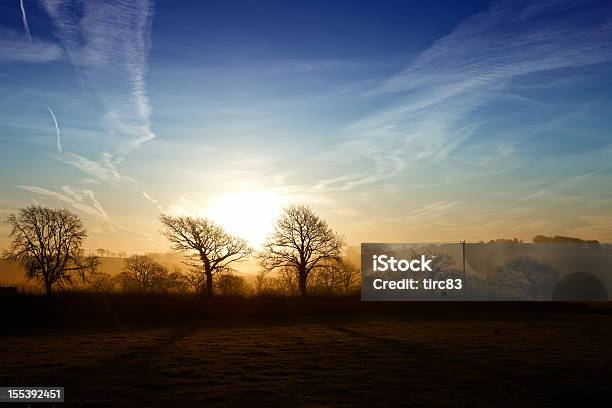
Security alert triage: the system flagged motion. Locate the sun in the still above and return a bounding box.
[206,190,287,248]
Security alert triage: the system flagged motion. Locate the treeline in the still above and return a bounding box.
[2,204,603,298]
[482,235,601,245]
[66,254,359,296]
[2,204,359,297]
[533,235,601,245]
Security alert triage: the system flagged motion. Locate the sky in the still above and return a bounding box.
[1,0,612,254]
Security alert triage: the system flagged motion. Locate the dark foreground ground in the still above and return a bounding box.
[1,299,612,407]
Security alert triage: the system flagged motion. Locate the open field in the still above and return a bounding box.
[1,300,611,407]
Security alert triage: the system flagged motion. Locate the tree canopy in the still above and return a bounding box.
[259,204,344,296]
[160,214,252,296]
[3,205,98,295]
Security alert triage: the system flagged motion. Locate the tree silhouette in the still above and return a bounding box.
[184,266,205,293]
[215,268,248,295]
[3,205,98,295]
[259,204,344,296]
[166,266,190,294]
[409,249,458,280]
[160,214,252,296]
[122,255,169,292]
[309,259,344,294]
[337,260,359,294]
[494,256,560,300]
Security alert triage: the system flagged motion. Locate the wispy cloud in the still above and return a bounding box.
[56,152,135,185]
[18,184,171,246]
[562,166,610,186]
[46,106,63,154]
[61,185,83,201]
[19,185,112,227]
[41,0,155,177]
[19,0,32,42]
[406,201,461,218]
[519,189,552,202]
[319,0,612,191]
[82,189,109,219]
[0,27,61,62]
[18,185,162,242]
[142,191,164,212]
[371,1,612,97]
[45,103,134,184]
[331,207,362,217]
[142,191,156,203]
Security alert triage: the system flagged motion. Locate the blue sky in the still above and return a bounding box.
[1,0,612,252]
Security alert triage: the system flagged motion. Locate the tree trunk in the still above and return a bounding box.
[44,280,53,296]
[298,268,308,297]
[201,259,214,297]
[205,272,213,297]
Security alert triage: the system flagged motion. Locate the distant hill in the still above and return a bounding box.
[533,235,600,245]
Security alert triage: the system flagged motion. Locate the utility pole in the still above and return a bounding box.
[460,240,466,296]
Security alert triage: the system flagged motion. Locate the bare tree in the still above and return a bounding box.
[254,268,296,295]
[277,266,300,295]
[309,259,359,295]
[259,204,345,296]
[254,270,267,294]
[310,260,342,294]
[115,272,136,294]
[184,266,205,293]
[494,256,560,300]
[160,214,252,296]
[166,266,190,294]
[3,205,98,295]
[96,248,106,257]
[122,255,169,292]
[409,249,459,280]
[254,270,292,295]
[215,268,248,295]
[337,260,359,294]
[82,269,115,292]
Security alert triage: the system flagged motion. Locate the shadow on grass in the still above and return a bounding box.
[2,291,610,331]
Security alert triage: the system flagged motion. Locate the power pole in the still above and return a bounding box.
[460,240,466,295]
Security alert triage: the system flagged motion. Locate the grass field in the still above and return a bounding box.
[1,304,611,407]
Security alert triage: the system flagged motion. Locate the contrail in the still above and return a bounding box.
[143,191,164,213]
[83,190,110,219]
[142,191,157,203]
[46,106,63,154]
[19,0,32,42]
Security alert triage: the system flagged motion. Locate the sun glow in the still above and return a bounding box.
[206,191,287,248]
